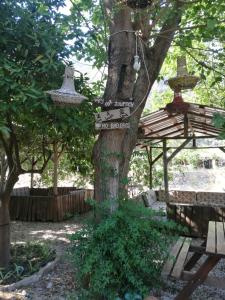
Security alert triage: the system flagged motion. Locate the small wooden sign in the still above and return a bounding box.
[94,98,134,108]
[95,107,130,122]
[95,122,130,130]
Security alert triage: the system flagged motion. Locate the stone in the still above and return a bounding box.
[46,282,53,289]
[21,290,27,296]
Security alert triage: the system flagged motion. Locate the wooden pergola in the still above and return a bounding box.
[137,103,225,199]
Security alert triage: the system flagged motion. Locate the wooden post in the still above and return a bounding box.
[163,140,169,202]
[146,146,153,189]
[184,113,189,137]
[193,138,196,148]
[53,142,58,196]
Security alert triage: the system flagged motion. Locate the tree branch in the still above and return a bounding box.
[21,151,52,175]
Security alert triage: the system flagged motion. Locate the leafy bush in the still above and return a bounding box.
[69,200,184,299]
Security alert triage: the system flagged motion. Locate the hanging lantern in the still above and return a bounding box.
[123,0,152,9]
[166,56,200,114]
[166,91,190,114]
[168,56,199,91]
[47,66,87,107]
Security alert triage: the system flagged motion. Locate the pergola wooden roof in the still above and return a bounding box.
[138,103,225,142]
[137,103,225,196]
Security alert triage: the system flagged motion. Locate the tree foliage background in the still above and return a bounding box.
[0,0,96,189]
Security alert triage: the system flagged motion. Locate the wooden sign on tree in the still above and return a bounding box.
[95,107,130,122]
[95,122,130,130]
[95,98,134,108]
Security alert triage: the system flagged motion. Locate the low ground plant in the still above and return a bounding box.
[0,242,55,285]
[69,200,185,300]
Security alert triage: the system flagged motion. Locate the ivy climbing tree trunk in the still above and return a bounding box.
[93,1,184,212]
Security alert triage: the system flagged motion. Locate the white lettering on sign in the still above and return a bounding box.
[95,107,130,122]
[94,98,134,108]
[95,122,130,130]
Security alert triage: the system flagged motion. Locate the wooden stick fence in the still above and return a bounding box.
[10,187,93,222]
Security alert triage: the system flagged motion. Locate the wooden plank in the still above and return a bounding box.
[184,241,206,271]
[161,237,185,277]
[171,237,192,279]
[206,221,216,254]
[216,222,225,255]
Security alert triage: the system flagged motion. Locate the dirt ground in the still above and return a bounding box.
[0,215,86,300]
[1,216,225,300]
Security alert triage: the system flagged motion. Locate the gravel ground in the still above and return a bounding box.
[1,217,225,300]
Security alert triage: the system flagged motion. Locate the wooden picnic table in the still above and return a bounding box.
[162,221,225,300]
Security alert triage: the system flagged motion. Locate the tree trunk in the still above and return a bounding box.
[53,142,58,196]
[0,169,19,268]
[0,153,8,193]
[93,2,183,212]
[0,194,10,268]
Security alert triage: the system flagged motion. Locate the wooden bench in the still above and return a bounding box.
[162,236,192,279]
[163,221,225,300]
[206,221,225,255]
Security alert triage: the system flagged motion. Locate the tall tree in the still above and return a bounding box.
[71,0,225,211]
[0,0,95,267]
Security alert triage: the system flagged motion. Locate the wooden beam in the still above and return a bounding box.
[175,256,220,300]
[145,121,183,137]
[167,139,191,163]
[182,271,225,290]
[163,140,169,201]
[138,135,217,140]
[188,111,213,120]
[139,146,225,150]
[191,128,218,136]
[188,119,195,136]
[152,152,163,165]
[192,138,196,148]
[184,114,189,137]
[191,123,221,133]
[140,113,176,128]
[146,127,184,138]
[145,146,153,189]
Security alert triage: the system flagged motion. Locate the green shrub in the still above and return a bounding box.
[69,200,184,299]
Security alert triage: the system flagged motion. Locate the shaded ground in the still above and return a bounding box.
[0,215,87,300]
[1,215,225,299]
